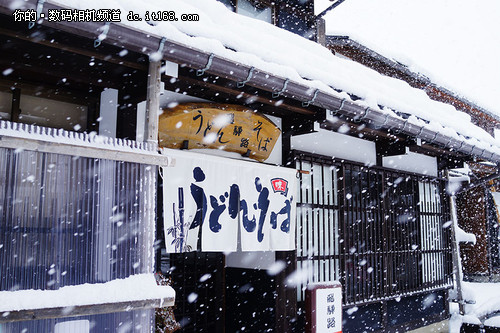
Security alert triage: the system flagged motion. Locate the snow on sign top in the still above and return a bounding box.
[20,0,500,150]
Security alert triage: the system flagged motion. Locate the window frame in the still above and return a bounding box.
[294,151,453,306]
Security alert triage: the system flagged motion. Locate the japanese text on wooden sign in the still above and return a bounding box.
[158,103,281,162]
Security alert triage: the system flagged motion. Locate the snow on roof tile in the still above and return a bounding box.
[320,0,500,117]
[23,0,500,153]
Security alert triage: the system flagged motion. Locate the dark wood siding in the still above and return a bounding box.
[457,187,489,275]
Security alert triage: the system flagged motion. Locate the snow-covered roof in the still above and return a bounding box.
[318,0,500,117]
[5,0,500,160]
[325,36,500,124]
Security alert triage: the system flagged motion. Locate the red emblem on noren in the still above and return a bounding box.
[271,178,288,196]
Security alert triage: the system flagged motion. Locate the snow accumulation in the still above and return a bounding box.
[454,225,477,244]
[0,274,175,312]
[29,0,500,153]
[450,282,500,329]
[318,0,500,117]
[0,120,158,153]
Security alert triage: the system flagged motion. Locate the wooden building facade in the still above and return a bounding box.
[326,35,500,284]
[1,1,499,333]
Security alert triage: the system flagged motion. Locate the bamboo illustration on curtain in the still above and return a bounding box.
[162,149,296,253]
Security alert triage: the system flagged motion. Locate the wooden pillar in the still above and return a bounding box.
[276,250,297,333]
[155,178,164,273]
[447,170,466,315]
[276,117,297,332]
[116,92,137,140]
[145,60,161,146]
[146,60,162,276]
[484,186,494,277]
[11,88,21,122]
[86,100,99,133]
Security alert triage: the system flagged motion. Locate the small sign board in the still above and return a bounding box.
[306,282,342,333]
[158,103,281,162]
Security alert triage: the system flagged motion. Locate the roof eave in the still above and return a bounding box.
[1,0,499,163]
[326,35,500,124]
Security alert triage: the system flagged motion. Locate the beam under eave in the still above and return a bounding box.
[163,70,317,116]
[145,60,161,146]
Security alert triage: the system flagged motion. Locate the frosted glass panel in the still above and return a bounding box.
[55,320,90,333]
[0,147,156,291]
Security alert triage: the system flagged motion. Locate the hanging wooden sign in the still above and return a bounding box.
[158,103,281,162]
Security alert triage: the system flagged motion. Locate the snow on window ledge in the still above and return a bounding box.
[0,274,175,322]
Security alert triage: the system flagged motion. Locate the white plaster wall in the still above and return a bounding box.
[98,88,118,138]
[136,100,146,142]
[383,150,438,177]
[291,128,377,166]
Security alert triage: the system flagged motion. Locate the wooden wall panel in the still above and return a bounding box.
[457,187,489,275]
